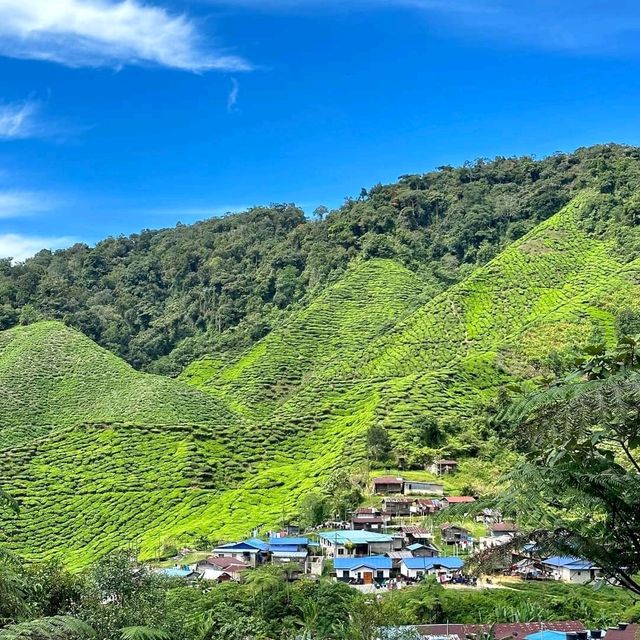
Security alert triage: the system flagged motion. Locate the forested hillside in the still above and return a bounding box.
[3,144,639,374]
[3,141,640,565]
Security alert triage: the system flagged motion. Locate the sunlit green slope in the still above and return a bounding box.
[0,263,426,566]
[2,192,640,566]
[0,321,243,446]
[180,259,427,418]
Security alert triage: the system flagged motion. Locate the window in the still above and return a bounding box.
[343,571,349,578]
[337,548,345,556]
[377,571,384,579]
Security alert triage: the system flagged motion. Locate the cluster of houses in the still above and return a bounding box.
[157,468,601,589]
[317,528,464,585]
[160,534,323,582]
[383,622,639,640]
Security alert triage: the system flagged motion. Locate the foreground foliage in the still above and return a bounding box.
[0,553,637,640]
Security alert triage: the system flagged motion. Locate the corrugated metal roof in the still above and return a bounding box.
[272,551,308,559]
[402,556,463,570]
[334,555,392,570]
[542,556,596,570]
[268,536,310,546]
[319,530,393,544]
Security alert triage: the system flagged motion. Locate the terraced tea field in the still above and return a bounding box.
[2,192,640,566]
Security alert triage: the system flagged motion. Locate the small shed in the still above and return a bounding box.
[429,460,458,475]
[440,523,470,544]
[372,476,404,494]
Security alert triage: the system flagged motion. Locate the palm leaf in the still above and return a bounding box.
[119,627,171,640]
[0,616,94,639]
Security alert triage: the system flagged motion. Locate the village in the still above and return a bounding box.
[157,462,603,592]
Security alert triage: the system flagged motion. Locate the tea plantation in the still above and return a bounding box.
[2,191,640,566]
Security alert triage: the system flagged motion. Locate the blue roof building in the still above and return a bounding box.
[540,556,600,584]
[318,529,394,557]
[400,556,463,579]
[334,556,392,571]
[268,536,310,547]
[158,567,199,579]
[526,632,567,640]
[334,555,392,581]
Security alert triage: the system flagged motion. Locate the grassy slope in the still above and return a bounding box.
[3,193,640,566]
[174,192,640,545]
[0,263,426,566]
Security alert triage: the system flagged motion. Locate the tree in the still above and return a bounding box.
[491,340,640,594]
[298,492,330,528]
[322,470,362,521]
[366,425,391,462]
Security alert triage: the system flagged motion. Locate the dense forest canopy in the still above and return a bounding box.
[3,144,640,374]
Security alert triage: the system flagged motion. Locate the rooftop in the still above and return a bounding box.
[268,537,310,546]
[373,476,404,484]
[334,555,392,570]
[318,530,394,544]
[525,632,567,640]
[159,567,197,578]
[444,496,475,503]
[402,556,463,570]
[542,556,596,570]
[490,522,518,532]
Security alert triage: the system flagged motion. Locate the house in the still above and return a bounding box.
[318,530,393,557]
[268,537,309,567]
[407,542,439,557]
[541,556,602,584]
[400,525,433,545]
[383,497,414,517]
[353,506,382,516]
[442,496,475,507]
[413,622,586,640]
[411,498,440,516]
[440,523,471,544]
[489,522,517,537]
[212,538,270,567]
[196,556,248,582]
[268,536,310,550]
[351,513,385,531]
[157,566,201,580]
[400,556,463,581]
[403,481,444,496]
[372,476,404,494]
[334,555,392,583]
[429,460,458,475]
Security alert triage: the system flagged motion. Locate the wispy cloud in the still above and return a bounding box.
[227,78,240,112]
[0,99,40,140]
[0,0,251,72]
[0,191,58,218]
[0,233,74,263]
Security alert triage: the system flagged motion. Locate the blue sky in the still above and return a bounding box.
[2,0,640,260]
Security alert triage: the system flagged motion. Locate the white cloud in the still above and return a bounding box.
[227,78,240,112]
[0,99,40,140]
[0,191,57,218]
[0,0,251,72]
[0,233,73,262]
